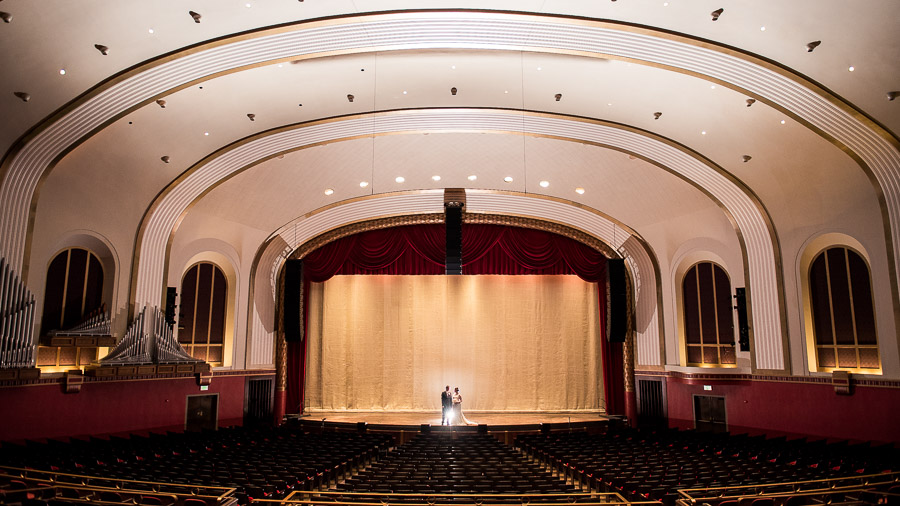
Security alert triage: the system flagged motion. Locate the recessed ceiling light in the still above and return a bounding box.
[701,131,707,135]
[710,85,716,90]
[780,119,786,124]
[451,65,456,69]
[59,69,67,75]
[537,66,542,71]
[575,187,585,194]
[504,90,509,94]
[848,66,855,72]
[148,28,155,34]
[395,176,405,183]
[467,175,477,181]
[359,181,369,188]
[760,26,766,31]
[607,103,612,106]
[402,90,407,95]
[277,63,283,68]
[246,2,252,7]
[204,132,209,136]
[432,175,441,181]
[504,176,513,183]
[324,188,334,196]
[663,1,668,5]
[539,180,550,188]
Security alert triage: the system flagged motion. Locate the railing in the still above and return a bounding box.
[0,465,238,505]
[254,490,660,505]
[676,470,900,505]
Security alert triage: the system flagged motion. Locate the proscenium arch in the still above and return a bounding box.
[251,198,663,369]
[134,108,783,370]
[2,11,899,314]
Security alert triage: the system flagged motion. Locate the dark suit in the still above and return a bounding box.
[441,390,453,425]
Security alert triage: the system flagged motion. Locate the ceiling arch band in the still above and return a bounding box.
[133,108,780,370]
[0,10,894,371]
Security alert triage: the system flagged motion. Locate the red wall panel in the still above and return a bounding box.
[0,375,246,442]
[665,376,900,443]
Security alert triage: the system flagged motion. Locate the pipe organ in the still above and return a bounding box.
[0,257,36,369]
[99,306,199,365]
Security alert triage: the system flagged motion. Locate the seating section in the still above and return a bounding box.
[0,424,391,503]
[326,433,577,499]
[517,427,899,505]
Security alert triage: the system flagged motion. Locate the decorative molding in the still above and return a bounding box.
[635,370,900,389]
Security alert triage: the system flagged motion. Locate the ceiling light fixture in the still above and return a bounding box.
[156,99,166,108]
[94,44,109,55]
[742,155,752,163]
[539,180,550,188]
[450,87,458,96]
[701,131,707,135]
[1,12,12,23]
[204,132,209,136]
[760,26,766,31]
[247,113,256,121]
[59,69,67,75]
[13,92,30,102]
[710,8,723,21]
[324,189,334,196]
[537,66,542,71]
[451,65,456,69]
[848,66,855,72]
[148,28,154,34]
[555,93,562,101]
[746,98,756,107]
[359,181,369,188]
[468,175,477,181]
[189,11,202,23]
[395,176,405,183]
[161,156,170,163]
[347,94,354,103]
[653,112,662,120]
[432,175,441,181]
[806,41,821,53]
[888,92,899,102]
[402,90,407,95]
[504,176,513,183]
[575,187,585,194]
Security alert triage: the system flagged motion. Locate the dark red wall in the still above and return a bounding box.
[664,375,900,443]
[0,374,246,442]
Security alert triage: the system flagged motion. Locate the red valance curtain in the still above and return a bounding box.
[286,223,624,415]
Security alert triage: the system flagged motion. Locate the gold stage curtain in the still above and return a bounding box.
[305,275,602,412]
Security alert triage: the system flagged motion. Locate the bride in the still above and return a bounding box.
[452,387,477,426]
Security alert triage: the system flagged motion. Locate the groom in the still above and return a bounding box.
[441,385,452,425]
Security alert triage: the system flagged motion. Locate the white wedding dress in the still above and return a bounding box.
[452,392,477,426]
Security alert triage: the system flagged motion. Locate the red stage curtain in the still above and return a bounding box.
[287,223,624,415]
[303,225,445,281]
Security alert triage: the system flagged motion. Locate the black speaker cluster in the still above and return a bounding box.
[284,259,303,342]
[607,259,627,343]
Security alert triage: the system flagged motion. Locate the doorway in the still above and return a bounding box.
[693,395,726,433]
[186,394,219,432]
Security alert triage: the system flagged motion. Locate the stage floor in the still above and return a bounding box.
[295,411,608,427]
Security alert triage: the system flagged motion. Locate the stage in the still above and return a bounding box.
[288,411,613,438]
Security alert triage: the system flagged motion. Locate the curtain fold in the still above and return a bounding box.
[287,222,623,415]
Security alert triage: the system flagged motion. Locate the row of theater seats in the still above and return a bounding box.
[320,433,578,502]
[516,427,899,505]
[0,423,392,503]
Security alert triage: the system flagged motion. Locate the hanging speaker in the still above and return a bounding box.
[164,287,177,326]
[607,258,627,343]
[734,287,750,351]
[283,259,303,342]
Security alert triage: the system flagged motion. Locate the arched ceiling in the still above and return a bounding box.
[2,2,898,316]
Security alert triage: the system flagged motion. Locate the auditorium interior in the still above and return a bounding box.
[1,2,899,505]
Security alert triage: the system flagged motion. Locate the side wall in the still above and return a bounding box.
[0,373,265,442]
[660,374,900,443]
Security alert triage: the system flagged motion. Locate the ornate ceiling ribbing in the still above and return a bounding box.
[133,109,780,369]
[0,11,896,370]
